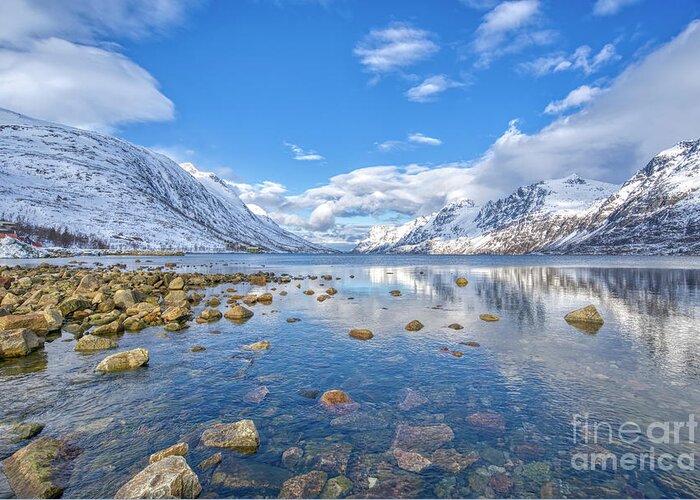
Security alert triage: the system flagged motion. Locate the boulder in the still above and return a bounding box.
[92,319,123,336]
[123,317,147,331]
[325,288,338,296]
[168,277,185,290]
[224,305,254,321]
[42,308,63,332]
[243,341,270,351]
[455,277,469,287]
[404,320,424,332]
[447,323,463,330]
[74,334,117,351]
[0,329,44,358]
[282,447,304,469]
[389,290,401,296]
[479,314,499,322]
[565,304,604,325]
[257,293,273,304]
[115,455,201,499]
[13,422,44,441]
[164,290,187,305]
[58,297,91,316]
[2,436,80,499]
[349,329,373,340]
[162,306,191,323]
[201,420,259,454]
[95,348,149,372]
[279,470,328,499]
[113,289,137,309]
[197,453,221,470]
[149,442,189,464]
[0,312,49,335]
[467,411,505,432]
[198,309,221,322]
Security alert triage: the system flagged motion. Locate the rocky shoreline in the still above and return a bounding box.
[0,262,611,499]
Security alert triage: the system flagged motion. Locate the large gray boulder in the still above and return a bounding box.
[95,348,149,372]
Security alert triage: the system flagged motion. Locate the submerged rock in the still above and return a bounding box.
[115,455,201,499]
[245,386,270,403]
[95,348,149,372]
[393,448,431,473]
[447,323,463,330]
[398,388,429,411]
[467,412,505,432]
[391,424,454,454]
[349,329,373,340]
[279,470,328,499]
[197,452,221,470]
[149,442,189,464]
[389,290,401,297]
[0,328,44,358]
[201,420,259,454]
[404,320,424,332]
[431,448,479,473]
[211,459,290,494]
[282,447,304,469]
[2,436,80,498]
[12,422,44,441]
[321,475,352,499]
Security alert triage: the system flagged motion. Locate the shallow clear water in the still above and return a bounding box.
[1,254,700,498]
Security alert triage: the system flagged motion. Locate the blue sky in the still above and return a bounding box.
[1,0,700,247]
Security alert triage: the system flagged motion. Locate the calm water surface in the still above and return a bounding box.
[1,254,700,498]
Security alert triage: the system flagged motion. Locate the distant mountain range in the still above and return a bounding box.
[354,139,700,255]
[0,108,326,253]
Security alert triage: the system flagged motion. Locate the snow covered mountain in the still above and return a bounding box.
[0,108,325,252]
[355,140,700,255]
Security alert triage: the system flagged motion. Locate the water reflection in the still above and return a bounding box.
[1,256,700,498]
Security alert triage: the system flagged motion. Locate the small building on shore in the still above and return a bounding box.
[0,221,42,247]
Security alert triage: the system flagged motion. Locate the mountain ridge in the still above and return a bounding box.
[354,140,700,255]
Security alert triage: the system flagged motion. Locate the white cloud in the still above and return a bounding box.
[405,75,463,102]
[408,133,442,145]
[521,43,619,76]
[0,0,192,46]
[284,142,325,161]
[470,0,555,67]
[354,22,438,75]
[0,0,189,131]
[544,85,603,114]
[376,140,406,152]
[251,20,700,243]
[593,0,641,16]
[0,38,174,132]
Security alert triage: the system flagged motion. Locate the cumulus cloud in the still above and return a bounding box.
[408,133,442,145]
[544,85,603,114]
[284,142,325,161]
[471,0,555,67]
[593,0,641,16]
[521,43,619,76]
[0,0,189,131]
[405,75,463,102]
[252,20,700,243]
[354,22,438,75]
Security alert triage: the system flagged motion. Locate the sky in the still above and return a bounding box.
[0,0,699,248]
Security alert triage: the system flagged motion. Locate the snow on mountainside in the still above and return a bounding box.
[555,140,700,254]
[355,139,700,255]
[0,108,325,252]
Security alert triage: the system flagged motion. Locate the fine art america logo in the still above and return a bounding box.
[571,414,696,471]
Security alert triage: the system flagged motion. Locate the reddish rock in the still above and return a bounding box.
[467,412,505,432]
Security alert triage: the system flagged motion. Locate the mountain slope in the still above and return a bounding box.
[0,108,324,252]
[355,174,619,254]
[555,140,700,254]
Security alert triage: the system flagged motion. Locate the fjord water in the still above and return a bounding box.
[1,255,700,498]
